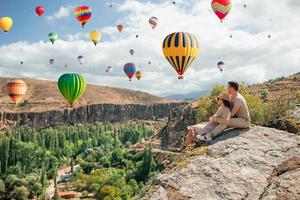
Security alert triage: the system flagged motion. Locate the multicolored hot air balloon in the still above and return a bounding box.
[6,79,27,105]
[211,0,231,22]
[217,61,225,72]
[77,56,84,64]
[106,66,113,73]
[35,6,44,16]
[74,6,92,28]
[124,63,136,81]
[0,17,13,32]
[48,32,58,44]
[117,24,123,32]
[135,71,142,80]
[89,31,101,46]
[49,59,54,65]
[162,32,199,79]
[129,49,135,56]
[57,73,86,106]
[149,17,158,29]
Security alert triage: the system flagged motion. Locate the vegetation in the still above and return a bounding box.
[0,122,158,199]
[197,83,300,132]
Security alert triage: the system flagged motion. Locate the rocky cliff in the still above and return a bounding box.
[0,103,186,130]
[141,126,300,200]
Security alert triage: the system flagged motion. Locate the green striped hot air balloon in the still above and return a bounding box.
[48,32,58,45]
[58,73,86,106]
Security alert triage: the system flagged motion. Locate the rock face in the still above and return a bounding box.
[142,126,300,200]
[161,105,198,149]
[0,103,186,130]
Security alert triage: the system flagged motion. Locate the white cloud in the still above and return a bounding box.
[0,0,299,97]
[46,6,71,21]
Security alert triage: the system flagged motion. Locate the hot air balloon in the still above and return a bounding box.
[48,32,58,44]
[148,61,151,65]
[6,80,27,105]
[136,34,139,38]
[77,56,84,64]
[129,49,135,56]
[124,63,136,81]
[58,73,86,106]
[149,17,158,29]
[74,6,92,28]
[106,66,113,73]
[135,71,142,80]
[49,59,54,65]
[211,0,232,22]
[217,61,225,72]
[65,64,68,68]
[20,61,23,65]
[89,31,101,46]
[0,17,13,32]
[117,24,123,32]
[162,32,199,79]
[35,6,44,16]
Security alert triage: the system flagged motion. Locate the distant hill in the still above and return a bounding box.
[165,90,210,101]
[248,72,300,95]
[0,77,175,112]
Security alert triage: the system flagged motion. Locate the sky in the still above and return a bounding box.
[0,0,299,97]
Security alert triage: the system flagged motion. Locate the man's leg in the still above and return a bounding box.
[228,118,250,128]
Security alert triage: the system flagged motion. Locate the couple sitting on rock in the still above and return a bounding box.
[184,81,251,147]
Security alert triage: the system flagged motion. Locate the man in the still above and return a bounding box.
[212,81,251,128]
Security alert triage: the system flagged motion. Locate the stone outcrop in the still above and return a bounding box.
[141,126,300,200]
[0,103,186,130]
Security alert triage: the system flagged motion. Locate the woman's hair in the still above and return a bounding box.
[222,99,232,111]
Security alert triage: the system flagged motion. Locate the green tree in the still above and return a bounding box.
[96,185,119,200]
[11,186,29,200]
[0,179,5,198]
[80,162,95,174]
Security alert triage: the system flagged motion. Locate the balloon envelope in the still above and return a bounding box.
[149,17,158,29]
[117,24,123,32]
[36,6,44,16]
[74,6,92,28]
[48,32,58,44]
[124,63,136,81]
[6,79,27,104]
[106,66,113,73]
[129,49,135,56]
[49,59,54,65]
[57,73,86,106]
[162,32,199,79]
[211,0,231,22]
[217,61,225,72]
[89,31,101,46]
[0,17,13,32]
[135,71,142,80]
[77,56,84,64]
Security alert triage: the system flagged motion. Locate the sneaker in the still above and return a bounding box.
[196,134,212,142]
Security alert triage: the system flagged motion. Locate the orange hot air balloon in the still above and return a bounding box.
[117,24,124,32]
[0,17,13,32]
[6,80,27,104]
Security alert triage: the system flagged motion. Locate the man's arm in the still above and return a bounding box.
[230,104,240,117]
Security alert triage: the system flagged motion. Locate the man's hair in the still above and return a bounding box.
[228,81,239,91]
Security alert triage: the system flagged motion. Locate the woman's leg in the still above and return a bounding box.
[184,128,194,147]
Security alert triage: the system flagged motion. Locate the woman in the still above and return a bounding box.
[183,93,231,148]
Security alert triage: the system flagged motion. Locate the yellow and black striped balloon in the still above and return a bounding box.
[162,32,199,79]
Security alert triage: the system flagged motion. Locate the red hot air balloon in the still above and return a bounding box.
[36,6,44,16]
[74,6,92,28]
[211,0,231,22]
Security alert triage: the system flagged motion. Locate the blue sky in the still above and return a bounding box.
[0,0,299,97]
